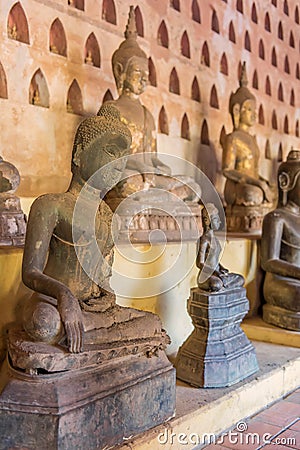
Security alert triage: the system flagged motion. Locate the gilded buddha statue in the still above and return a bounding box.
[102,7,202,241]
[221,62,274,232]
[261,150,300,331]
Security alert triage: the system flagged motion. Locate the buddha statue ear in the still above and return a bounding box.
[113,62,126,94]
[232,103,240,129]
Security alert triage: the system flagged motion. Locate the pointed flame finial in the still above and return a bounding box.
[125,5,137,40]
[239,61,248,87]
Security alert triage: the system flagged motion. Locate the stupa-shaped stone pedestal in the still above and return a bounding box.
[175,287,259,388]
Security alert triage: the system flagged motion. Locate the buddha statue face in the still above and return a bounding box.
[121,56,149,96]
[79,133,130,190]
[239,99,256,128]
[278,150,300,207]
[72,106,132,190]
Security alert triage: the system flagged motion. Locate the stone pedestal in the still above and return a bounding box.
[225,204,272,233]
[0,350,175,450]
[109,197,202,244]
[263,304,300,332]
[175,287,259,388]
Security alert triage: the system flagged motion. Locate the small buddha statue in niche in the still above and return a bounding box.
[103,6,200,202]
[196,203,244,292]
[9,104,167,372]
[261,150,300,331]
[221,62,274,232]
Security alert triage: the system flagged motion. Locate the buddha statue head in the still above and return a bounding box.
[72,103,132,189]
[112,6,148,95]
[202,203,221,232]
[0,156,20,194]
[229,62,256,130]
[277,150,300,207]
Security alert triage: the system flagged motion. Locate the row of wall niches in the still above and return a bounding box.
[0,58,298,115]
[6,3,300,79]
[0,65,298,139]
[68,0,299,24]
[5,7,300,106]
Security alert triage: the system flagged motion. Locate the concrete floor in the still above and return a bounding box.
[117,341,300,450]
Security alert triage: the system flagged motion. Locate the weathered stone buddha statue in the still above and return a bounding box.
[175,203,258,387]
[103,7,201,241]
[1,104,175,449]
[261,150,300,331]
[9,104,168,363]
[221,62,274,232]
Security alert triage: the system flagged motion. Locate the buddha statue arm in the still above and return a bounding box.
[22,196,84,353]
[261,212,300,279]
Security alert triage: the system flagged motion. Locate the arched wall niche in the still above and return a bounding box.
[49,18,67,56]
[29,69,49,108]
[7,2,30,44]
[0,63,8,99]
[158,106,169,135]
[102,0,117,25]
[67,79,83,115]
[84,33,101,68]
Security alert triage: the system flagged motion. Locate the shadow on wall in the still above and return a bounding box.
[196,141,219,194]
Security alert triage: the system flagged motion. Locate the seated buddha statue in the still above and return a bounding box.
[196,203,244,292]
[8,104,168,372]
[261,150,300,331]
[102,6,200,203]
[221,63,274,231]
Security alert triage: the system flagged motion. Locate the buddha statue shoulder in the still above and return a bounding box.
[221,63,273,208]
[261,150,300,331]
[8,104,169,373]
[102,6,200,203]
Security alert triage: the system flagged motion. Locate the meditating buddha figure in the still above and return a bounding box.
[261,150,300,331]
[196,203,244,292]
[221,63,274,231]
[9,104,168,372]
[104,6,200,202]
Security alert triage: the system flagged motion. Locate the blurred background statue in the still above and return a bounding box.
[221,62,274,232]
[261,150,300,331]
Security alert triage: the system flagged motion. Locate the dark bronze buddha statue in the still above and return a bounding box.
[196,203,244,292]
[261,150,300,331]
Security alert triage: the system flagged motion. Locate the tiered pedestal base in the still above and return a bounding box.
[263,304,300,332]
[109,198,202,243]
[0,351,175,450]
[175,287,259,388]
[225,204,272,233]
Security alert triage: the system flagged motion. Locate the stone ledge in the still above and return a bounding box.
[242,316,300,348]
[117,341,300,450]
